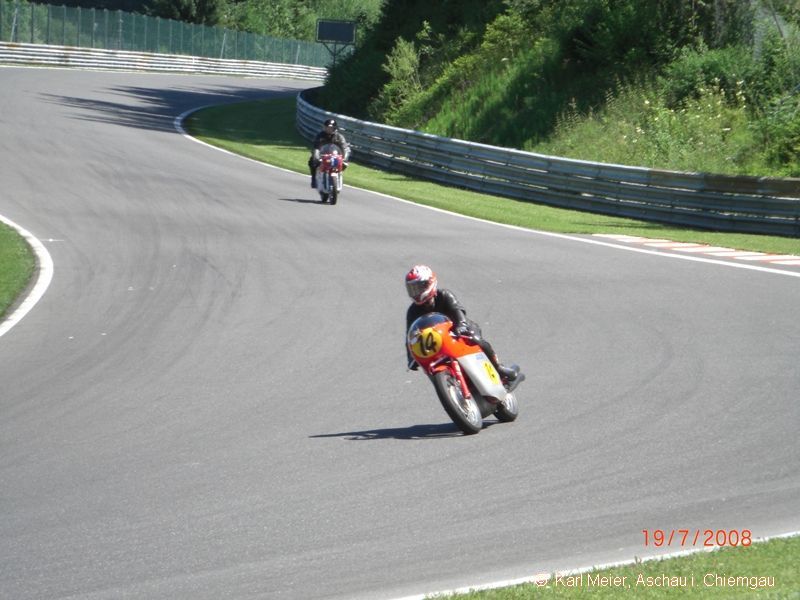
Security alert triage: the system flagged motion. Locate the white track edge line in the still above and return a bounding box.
[388,530,800,600]
[0,214,54,338]
[174,108,800,282]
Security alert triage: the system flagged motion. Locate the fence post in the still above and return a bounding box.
[11,0,18,42]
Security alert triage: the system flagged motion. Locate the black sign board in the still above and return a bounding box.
[316,20,357,45]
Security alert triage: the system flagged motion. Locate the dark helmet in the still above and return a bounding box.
[323,118,338,130]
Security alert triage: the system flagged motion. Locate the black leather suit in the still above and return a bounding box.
[405,288,500,371]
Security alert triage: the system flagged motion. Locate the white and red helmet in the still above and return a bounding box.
[405,265,438,305]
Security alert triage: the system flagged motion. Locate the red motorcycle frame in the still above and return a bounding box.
[315,143,345,205]
[407,312,522,434]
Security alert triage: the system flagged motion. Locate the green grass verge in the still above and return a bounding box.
[0,222,35,321]
[184,96,799,255]
[447,535,800,599]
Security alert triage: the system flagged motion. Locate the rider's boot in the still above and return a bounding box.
[496,363,519,383]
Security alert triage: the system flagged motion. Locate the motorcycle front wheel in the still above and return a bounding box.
[432,370,482,435]
[494,392,519,422]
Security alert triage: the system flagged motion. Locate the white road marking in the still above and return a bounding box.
[0,215,54,339]
[389,530,800,600]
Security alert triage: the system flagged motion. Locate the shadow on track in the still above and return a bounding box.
[311,421,499,440]
[38,84,300,133]
[280,198,330,205]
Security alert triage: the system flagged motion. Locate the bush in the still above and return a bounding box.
[662,45,760,106]
[757,94,800,175]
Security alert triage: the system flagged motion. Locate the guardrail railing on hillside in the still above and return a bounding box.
[297,90,800,237]
[0,41,326,79]
[0,0,331,67]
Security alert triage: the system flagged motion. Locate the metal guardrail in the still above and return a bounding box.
[0,41,326,80]
[297,90,800,237]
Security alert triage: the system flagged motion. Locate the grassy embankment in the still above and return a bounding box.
[185,96,799,256]
[0,222,35,321]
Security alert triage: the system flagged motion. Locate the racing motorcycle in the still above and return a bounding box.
[315,143,345,204]
[407,312,524,435]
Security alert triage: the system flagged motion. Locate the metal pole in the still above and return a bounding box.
[11,0,18,43]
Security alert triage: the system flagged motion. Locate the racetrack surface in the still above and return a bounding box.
[1,68,798,600]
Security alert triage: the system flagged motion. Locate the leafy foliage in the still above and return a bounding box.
[143,0,383,37]
[317,0,800,176]
[146,0,223,25]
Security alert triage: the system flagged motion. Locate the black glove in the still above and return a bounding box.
[342,161,349,170]
[453,323,473,338]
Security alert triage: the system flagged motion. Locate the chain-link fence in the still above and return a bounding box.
[0,0,331,66]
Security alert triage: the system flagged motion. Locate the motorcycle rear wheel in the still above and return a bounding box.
[432,370,482,435]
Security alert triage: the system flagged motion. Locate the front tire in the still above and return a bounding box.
[432,370,482,435]
[494,392,519,422]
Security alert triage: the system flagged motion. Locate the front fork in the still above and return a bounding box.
[448,361,471,399]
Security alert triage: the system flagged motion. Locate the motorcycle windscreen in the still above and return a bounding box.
[457,352,506,402]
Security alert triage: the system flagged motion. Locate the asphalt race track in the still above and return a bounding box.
[1,68,798,600]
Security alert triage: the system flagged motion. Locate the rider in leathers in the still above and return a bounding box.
[308,118,351,188]
[405,265,519,383]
